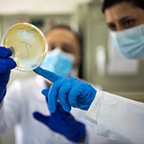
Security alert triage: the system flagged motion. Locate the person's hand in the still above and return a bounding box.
[33,67,97,113]
[33,102,86,143]
[0,47,16,101]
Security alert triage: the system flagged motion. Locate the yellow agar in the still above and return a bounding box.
[2,23,47,71]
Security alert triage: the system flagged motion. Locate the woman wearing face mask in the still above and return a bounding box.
[32,1,144,144]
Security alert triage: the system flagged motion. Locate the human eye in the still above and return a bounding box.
[107,23,116,31]
[62,44,73,53]
[49,44,55,51]
[123,19,135,28]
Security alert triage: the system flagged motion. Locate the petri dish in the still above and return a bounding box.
[1,23,48,71]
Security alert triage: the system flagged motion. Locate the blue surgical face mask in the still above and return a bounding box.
[41,48,75,78]
[110,24,144,59]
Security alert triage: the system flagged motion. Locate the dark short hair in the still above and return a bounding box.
[102,0,144,13]
[45,24,82,49]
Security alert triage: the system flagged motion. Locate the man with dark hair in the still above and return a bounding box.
[102,0,144,33]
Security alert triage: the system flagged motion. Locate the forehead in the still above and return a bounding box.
[105,1,142,22]
[46,28,77,44]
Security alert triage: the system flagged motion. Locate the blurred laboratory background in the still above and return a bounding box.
[0,0,144,143]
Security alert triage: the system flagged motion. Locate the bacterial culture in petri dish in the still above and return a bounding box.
[2,23,47,71]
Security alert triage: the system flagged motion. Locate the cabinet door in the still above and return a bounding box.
[84,19,108,84]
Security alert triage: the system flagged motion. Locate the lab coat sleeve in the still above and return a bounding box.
[85,90,144,144]
[0,80,22,135]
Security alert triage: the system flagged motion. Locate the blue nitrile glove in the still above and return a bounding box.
[33,67,97,113]
[33,102,86,143]
[0,47,16,102]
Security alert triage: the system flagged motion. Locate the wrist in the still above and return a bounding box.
[0,99,4,109]
[0,88,6,102]
[89,87,97,108]
[77,135,85,143]
[77,130,89,144]
[67,121,86,143]
[76,122,86,143]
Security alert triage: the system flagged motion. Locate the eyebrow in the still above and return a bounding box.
[119,16,132,23]
[107,16,132,25]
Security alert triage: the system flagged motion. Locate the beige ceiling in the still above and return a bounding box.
[0,0,95,15]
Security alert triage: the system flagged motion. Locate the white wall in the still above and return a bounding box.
[0,0,92,15]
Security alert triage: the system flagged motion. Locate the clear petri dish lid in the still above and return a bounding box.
[1,23,48,71]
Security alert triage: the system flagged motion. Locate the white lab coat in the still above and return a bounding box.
[0,76,121,144]
[86,90,144,144]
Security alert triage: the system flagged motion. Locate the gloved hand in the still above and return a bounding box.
[0,47,16,102]
[33,102,86,143]
[33,67,96,113]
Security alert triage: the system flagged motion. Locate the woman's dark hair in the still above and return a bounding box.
[102,0,144,13]
[45,24,82,49]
